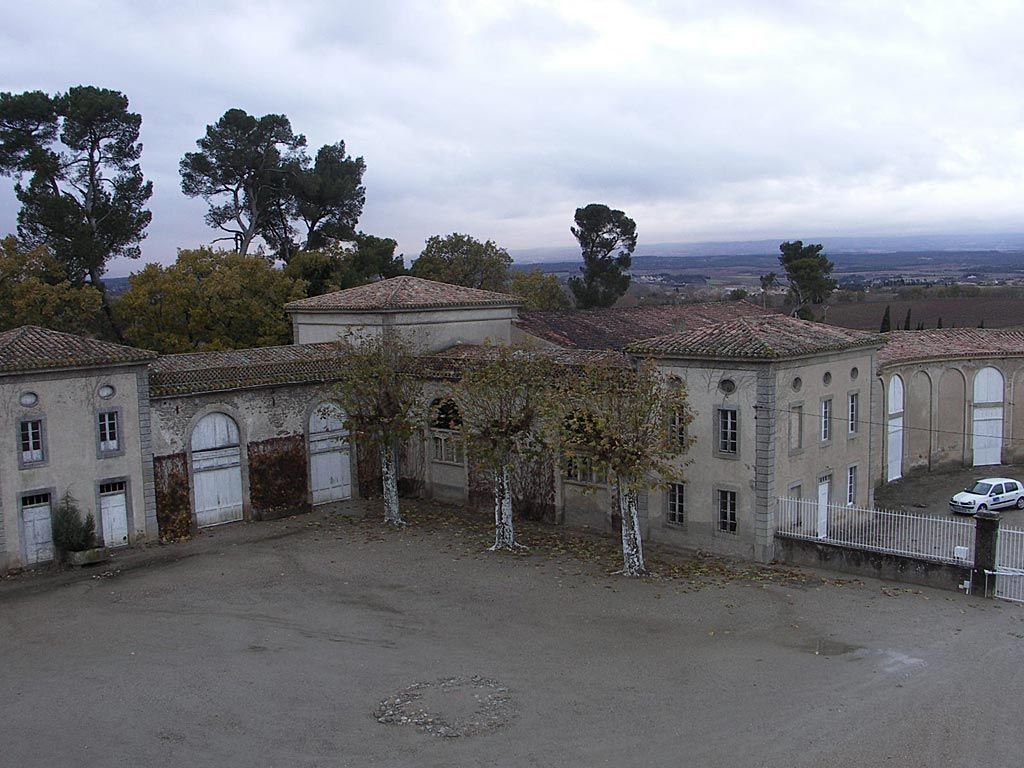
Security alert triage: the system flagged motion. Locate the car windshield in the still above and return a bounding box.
[967,482,993,495]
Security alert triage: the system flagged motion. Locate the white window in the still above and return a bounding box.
[20,420,43,464]
[98,411,119,452]
[848,393,859,435]
[718,408,738,454]
[789,405,803,450]
[821,399,832,442]
[847,466,858,505]
[718,489,737,533]
[667,483,685,525]
[564,455,598,485]
[670,411,687,447]
[431,431,463,464]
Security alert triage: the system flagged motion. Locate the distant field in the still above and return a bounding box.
[825,297,1024,330]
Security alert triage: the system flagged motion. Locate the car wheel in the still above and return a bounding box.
[1016,496,1024,510]
[978,505,988,512]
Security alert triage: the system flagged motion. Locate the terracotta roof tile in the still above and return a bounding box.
[516,301,775,350]
[284,275,520,312]
[0,326,156,374]
[629,315,881,360]
[149,343,347,398]
[878,328,1024,368]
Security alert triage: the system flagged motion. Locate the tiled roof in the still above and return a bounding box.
[0,326,156,374]
[516,301,775,350]
[284,275,521,312]
[878,328,1024,368]
[629,315,881,360]
[149,343,347,398]
[416,344,629,379]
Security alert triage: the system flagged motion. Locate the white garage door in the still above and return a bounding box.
[99,481,129,548]
[21,493,53,565]
[309,403,351,505]
[973,367,1004,467]
[973,406,1003,467]
[191,413,243,527]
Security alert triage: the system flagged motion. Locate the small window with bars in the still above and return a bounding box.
[100,480,126,496]
[718,489,737,533]
[20,420,44,464]
[98,411,119,453]
[667,483,685,525]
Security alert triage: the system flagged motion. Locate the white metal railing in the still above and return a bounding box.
[776,497,975,565]
[993,526,1024,602]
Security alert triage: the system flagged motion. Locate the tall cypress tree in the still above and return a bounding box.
[879,304,892,333]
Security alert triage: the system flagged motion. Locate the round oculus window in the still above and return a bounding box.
[792,376,802,392]
[823,372,832,386]
[850,366,859,380]
[19,391,38,407]
[98,384,116,399]
[719,378,737,394]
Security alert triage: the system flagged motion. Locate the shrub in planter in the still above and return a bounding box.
[51,491,98,563]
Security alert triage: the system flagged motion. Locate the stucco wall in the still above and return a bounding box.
[0,364,150,569]
[290,306,518,351]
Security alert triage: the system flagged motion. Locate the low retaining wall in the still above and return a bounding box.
[775,537,970,592]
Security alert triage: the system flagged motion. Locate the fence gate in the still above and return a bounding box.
[992,526,1024,602]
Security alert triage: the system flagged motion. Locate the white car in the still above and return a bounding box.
[949,477,1024,514]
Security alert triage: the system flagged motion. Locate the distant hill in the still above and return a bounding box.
[512,233,1024,265]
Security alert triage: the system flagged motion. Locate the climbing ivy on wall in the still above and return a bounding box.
[155,453,192,542]
[248,436,309,520]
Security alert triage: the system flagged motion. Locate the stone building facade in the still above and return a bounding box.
[4,276,1024,570]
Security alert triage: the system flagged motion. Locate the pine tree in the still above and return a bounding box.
[879,305,892,333]
[903,308,912,330]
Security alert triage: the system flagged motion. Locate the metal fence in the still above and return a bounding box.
[776,497,975,565]
[992,526,1024,602]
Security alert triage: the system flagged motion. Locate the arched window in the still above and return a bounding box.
[974,367,1004,405]
[887,375,905,415]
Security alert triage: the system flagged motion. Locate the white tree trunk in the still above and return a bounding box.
[380,444,403,525]
[618,483,646,576]
[489,465,518,550]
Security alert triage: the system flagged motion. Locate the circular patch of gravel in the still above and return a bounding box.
[373,675,514,738]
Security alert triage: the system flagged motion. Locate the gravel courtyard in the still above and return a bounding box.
[3,501,1023,768]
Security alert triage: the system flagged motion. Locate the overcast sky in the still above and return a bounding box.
[3,1,1024,274]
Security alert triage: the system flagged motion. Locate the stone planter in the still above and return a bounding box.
[65,547,110,567]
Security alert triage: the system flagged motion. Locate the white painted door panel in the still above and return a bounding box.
[887,417,904,482]
[973,406,1003,467]
[100,491,129,548]
[22,499,53,565]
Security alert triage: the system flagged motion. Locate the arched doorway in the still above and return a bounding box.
[973,367,1004,466]
[309,403,351,505]
[886,375,905,482]
[191,412,243,527]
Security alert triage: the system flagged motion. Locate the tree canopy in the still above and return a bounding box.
[115,247,306,353]
[283,234,406,296]
[410,233,512,292]
[0,236,103,335]
[180,109,307,257]
[509,269,571,310]
[0,86,152,337]
[778,240,836,319]
[568,203,637,309]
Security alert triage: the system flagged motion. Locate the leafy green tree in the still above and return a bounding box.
[283,233,406,296]
[288,142,366,253]
[0,86,152,338]
[568,203,637,309]
[509,269,570,310]
[778,241,836,319]
[550,360,693,576]
[0,236,103,334]
[115,247,306,353]
[410,233,512,291]
[759,271,778,307]
[452,345,557,550]
[879,304,891,333]
[330,332,425,526]
[180,109,306,256]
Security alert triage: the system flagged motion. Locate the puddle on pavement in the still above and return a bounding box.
[800,637,862,657]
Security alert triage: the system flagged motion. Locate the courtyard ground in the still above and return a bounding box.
[2,500,1024,768]
[875,462,1024,525]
